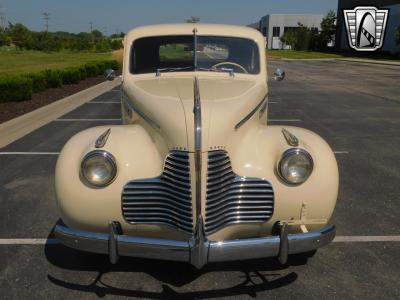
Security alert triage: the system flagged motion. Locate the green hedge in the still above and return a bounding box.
[84,62,100,77]
[0,59,119,102]
[78,66,87,80]
[43,69,63,88]
[109,60,120,70]
[0,75,33,102]
[61,67,81,84]
[26,72,47,93]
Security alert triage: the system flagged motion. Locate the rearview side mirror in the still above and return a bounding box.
[105,69,116,81]
[274,68,285,81]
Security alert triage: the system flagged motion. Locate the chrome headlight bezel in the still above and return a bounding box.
[80,150,117,188]
[277,148,314,186]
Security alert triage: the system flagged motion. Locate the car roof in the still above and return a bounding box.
[125,23,264,42]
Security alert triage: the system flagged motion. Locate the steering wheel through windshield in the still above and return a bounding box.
[211,62,248,74]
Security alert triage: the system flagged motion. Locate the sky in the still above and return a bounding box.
[0,0,337,34]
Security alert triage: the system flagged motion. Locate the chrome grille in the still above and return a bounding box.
[122,151,193,233]
[205,150,274,235]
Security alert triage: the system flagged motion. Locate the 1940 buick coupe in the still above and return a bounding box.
[54,24,338,268]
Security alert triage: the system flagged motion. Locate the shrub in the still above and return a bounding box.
[0,59,121,102]
[43,69,63,88]
[78,66,87,80]
[26,72,47,93]
[109,60,120,70]
[94,60,108,74]
[61,67,81,84]
[84,62,99,77]
[0,75,33,102]
[84,60,119,78]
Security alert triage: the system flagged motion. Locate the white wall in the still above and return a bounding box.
[260,14,323,49]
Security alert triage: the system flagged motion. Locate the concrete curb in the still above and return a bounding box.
[336,58,400,66]
[0,78,121,149]
[268,57,400,66]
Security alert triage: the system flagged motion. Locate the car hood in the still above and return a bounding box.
[123,75,267,151]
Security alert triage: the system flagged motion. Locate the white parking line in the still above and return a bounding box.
[1,236,400,245]
[0,152,60,155]
[0,239,58,245]
[334,236,400,242]
[268,101,279,104]
[55,118,122,121]
[333,151,349,154]
[269,119,302,122]
[88,101,120,104]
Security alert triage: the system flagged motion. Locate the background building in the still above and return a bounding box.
[336,0,400,53]
[259,14,323,49]
[247,22,261,30]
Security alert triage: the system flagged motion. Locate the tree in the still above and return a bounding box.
[29,32,62,52]
[0,27,11,46]
[295,23,312,50]
[91,29,103,39]
[319,10,336,49]
[280,23,312,50]
[186,16,200,23]
[1,21,122,52]
[280,29,296,49]
[9,23,31,49]
[110,32,125,39]
[72,33,92,51]
[95,39,111,52]
[110,39,123,50]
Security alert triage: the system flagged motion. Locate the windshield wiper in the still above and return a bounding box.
[197,67,235,77]
[156,66,193,76]
[155,66,235,77]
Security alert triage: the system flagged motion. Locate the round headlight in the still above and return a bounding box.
[80,150,117,188]
[278,148,313,185]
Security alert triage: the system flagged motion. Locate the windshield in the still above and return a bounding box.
[130,35,260,75]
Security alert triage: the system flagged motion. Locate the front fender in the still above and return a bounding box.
[226,125,339,235]
[55,124,166,234]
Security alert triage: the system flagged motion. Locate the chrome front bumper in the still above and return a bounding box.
[54,221,336,269]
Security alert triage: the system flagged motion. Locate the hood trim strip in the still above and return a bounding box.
[234,94,268,130]
[193,77,202,224]
[122,90,161,130]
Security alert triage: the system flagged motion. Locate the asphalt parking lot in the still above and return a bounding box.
[0,59,399,299]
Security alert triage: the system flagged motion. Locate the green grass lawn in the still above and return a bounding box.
[267,50,343,59]
[0,49,113,75]
[159,44,193,61]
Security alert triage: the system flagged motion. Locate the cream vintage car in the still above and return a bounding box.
[54,24,338,268]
